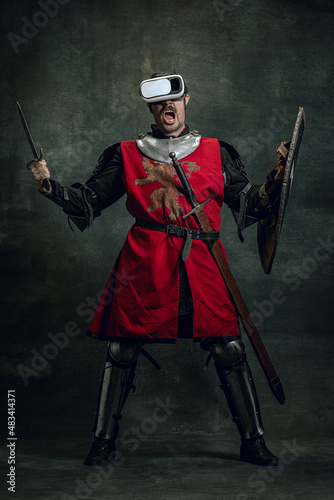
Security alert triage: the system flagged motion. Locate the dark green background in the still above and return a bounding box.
[1,0,333,446]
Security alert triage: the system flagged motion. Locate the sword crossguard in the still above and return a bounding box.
[182,198,212,220]
[26,148,43,170]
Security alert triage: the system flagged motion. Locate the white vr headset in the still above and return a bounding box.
[139,74,185,103]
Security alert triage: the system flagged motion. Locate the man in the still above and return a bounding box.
[29,72,288,468]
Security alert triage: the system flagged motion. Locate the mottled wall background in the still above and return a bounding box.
[1,0,333,446]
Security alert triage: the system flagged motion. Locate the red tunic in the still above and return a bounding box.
[87,137,239,342]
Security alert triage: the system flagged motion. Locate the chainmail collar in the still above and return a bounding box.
[136,130,201,163]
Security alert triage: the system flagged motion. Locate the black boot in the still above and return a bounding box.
[84,436,116,466]
[240,436,279,466]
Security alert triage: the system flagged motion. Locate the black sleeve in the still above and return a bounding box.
[85,142,126,211]
[221,145,265,219]
[44,143,126,228]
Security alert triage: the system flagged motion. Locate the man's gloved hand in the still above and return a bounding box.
[29,159,52,194]
[270,141,290,182]
[258,141,290,211]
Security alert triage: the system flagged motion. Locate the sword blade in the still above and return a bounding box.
[16,102,39,159]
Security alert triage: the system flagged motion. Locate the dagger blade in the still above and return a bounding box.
[16,102,39,159]
[16,102,51,192]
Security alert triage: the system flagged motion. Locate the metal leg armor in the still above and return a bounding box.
[211,338,264,439]
[211,338,278,466]
[93,340,142,440]
[84,340,142,466]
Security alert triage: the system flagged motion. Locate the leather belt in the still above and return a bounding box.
[134,218,219,261]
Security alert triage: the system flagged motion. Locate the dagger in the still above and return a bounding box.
[16,102,51,192]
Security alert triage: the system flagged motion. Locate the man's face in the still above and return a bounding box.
[148,94,190,137]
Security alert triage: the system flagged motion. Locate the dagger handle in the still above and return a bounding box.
[37,148,51,192]
[26,148,51,193]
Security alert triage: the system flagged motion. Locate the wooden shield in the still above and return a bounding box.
[257,107,306,274]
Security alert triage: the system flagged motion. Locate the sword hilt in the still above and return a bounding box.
[169,152,198,208]
[26,149,51,192]
[38,150,51,192]
[26,148,43,170]
[169,152,211,219]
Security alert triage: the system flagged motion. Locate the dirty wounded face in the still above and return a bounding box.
[149,95,190,137]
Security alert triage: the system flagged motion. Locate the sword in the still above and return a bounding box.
[16,102,51,192]
[169,151,285,405]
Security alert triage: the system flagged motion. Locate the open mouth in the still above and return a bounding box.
[163,109,176,124]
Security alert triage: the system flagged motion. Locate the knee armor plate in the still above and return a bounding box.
[211,338,246,369]
[108,341,142,367]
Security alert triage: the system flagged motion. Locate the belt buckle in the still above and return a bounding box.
[166,224,182,237]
